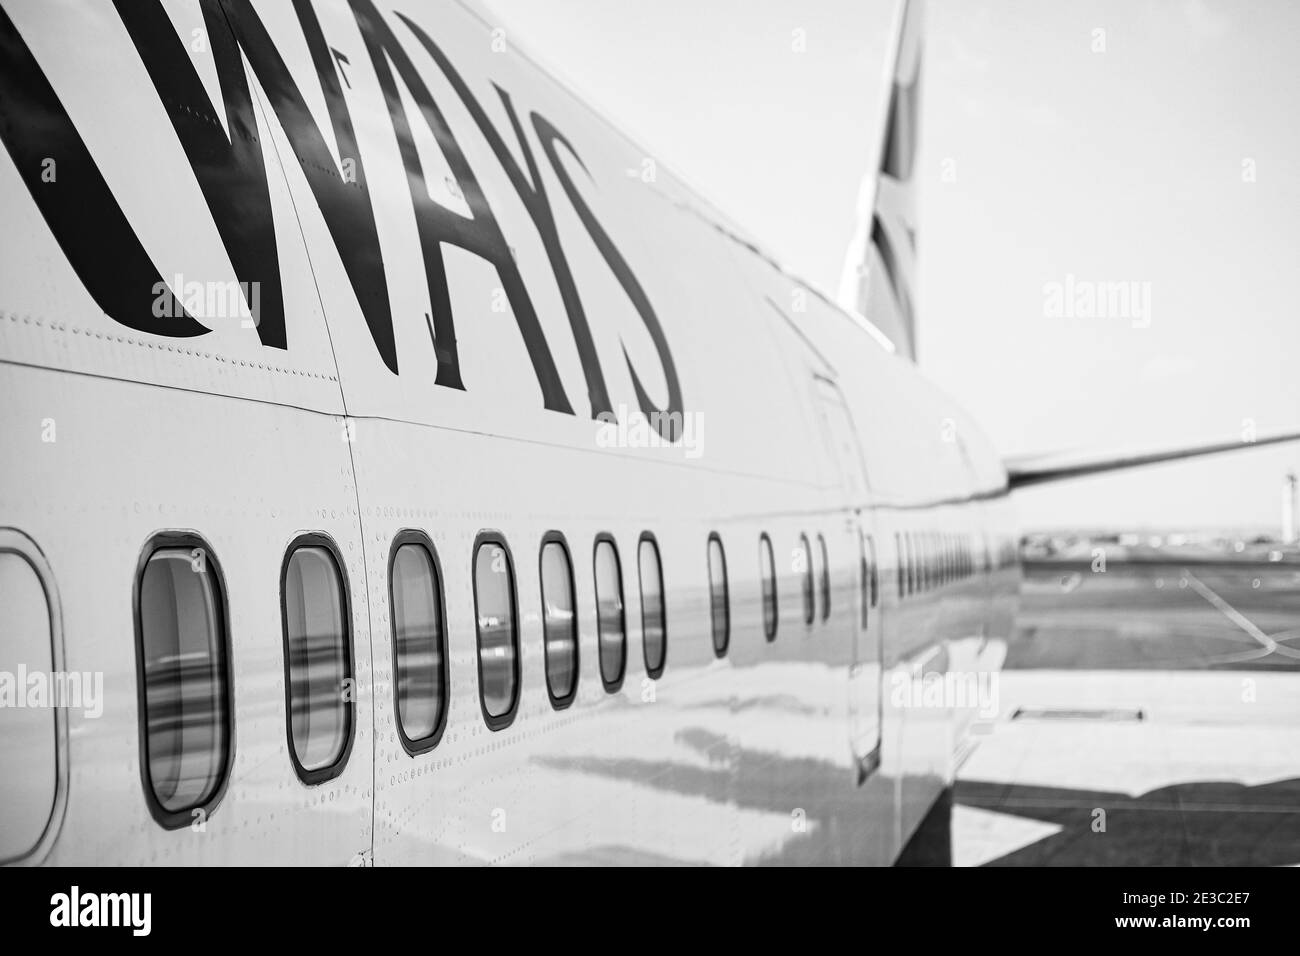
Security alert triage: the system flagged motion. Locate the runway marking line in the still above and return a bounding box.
[1182,569,1300,660]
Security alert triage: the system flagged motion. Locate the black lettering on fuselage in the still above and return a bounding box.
[0,4,208,337]
[118,0,399,370]
[349,0,571,411]
[397,12,681,432]
[395,13,611,422]
[0,0,682,433]
[115,0,286,351]
[532,113,684,439]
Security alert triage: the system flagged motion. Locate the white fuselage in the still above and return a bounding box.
[0,0,1017,865]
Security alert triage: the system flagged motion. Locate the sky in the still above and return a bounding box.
[482,0,1300,532]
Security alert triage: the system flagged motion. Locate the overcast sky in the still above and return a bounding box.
[483,0,1300,532]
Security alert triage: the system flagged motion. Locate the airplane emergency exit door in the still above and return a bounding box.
[811,377,884,783]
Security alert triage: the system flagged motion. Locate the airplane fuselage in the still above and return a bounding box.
[0,0,1017,866]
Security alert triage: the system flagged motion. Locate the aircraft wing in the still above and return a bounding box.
[1005,431,1300,489]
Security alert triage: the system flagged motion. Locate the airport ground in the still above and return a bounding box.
[955,560,1300,866]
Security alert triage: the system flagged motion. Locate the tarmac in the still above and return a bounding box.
[955,560,1300,866]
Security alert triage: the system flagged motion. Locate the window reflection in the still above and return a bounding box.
[868,535,879,608]
[139,547,229,812]
[284,545,350,774]
[800,533,815,624]
[818,533,831,620]
[391,541,445,745]
[638,536,666,676]
[474,540,518,721]
[540,539,577,703]
[708,534,729,655]
[594,538,625,688]
[760,534,777,641]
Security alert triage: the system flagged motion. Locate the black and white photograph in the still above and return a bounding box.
[0,0,1296,917]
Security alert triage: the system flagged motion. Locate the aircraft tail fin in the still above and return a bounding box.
[838,0,924,360]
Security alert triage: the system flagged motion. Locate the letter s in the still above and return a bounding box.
[531,112,684,440]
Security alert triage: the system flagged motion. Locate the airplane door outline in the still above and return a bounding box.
[810,375,883,784]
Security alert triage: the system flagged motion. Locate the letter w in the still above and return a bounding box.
[115,0,398,370]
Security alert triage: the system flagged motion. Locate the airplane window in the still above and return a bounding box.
[905,532,913,596]
[389,533,448,752]
[594,536,626,691]
[639,534,667,678]
[540,534,578,707]
[800,532,815,624]
[918,534,924,593]
[473,534,520,728]
[915,535,925,595]
[138,538,233,822]
[918,533,925,592]
[0,547,58,856]
[859,533,870,629]
[282,538,354,781]
[915,534,922,592]
[868,535,880,608]
[708,533,730,656]
[930,534,936,589]
[759,533,778,641]
[817,533,831,620]
[896,532,905,600]
[906,533,915,596]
